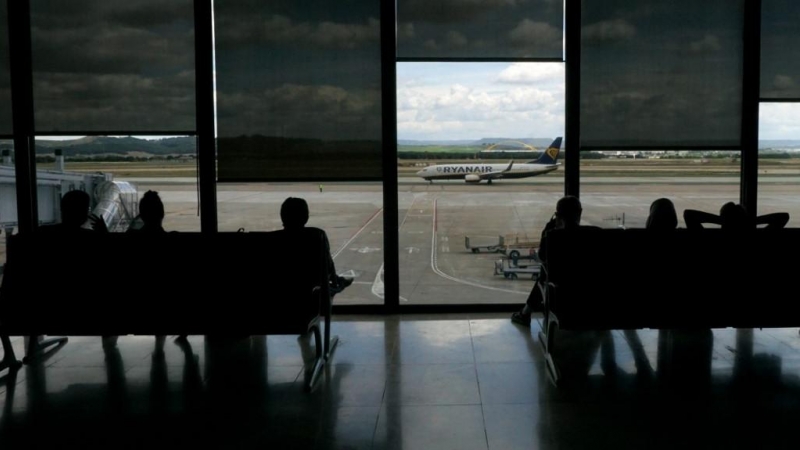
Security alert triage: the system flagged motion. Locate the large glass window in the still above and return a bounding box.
[758,103,800,226]
[580,0,744,148]
[216,182,383,306]
[761,0,800,99]
[580,151,741,229]
[397,0,563,59]
[30,0,196,133]
[398,62,564,304]
[33,135,200,232]
[214,0,383,181]
[0,142,14,276]
[0,0,12,135]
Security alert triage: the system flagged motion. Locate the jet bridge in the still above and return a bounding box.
[0,150,139,234]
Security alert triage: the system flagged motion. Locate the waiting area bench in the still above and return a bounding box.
[539,228,800,384]
[0,230,337,390]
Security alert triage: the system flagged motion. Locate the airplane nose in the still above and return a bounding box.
[415,168,426,176]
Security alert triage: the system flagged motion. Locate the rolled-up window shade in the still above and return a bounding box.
[580,0,744,148]
[761,0,800,99]
[214,0,383,181]
[0,0,12,136]
[397,0,563,60]
[30,0,196,133]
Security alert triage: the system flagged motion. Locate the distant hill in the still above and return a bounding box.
[31,136,196,156]
[399,138,558,148]
[1,135,799,157]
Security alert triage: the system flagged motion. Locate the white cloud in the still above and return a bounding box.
[217,83,381,139]
[689,35,721,53]
[397,64,565,140]
[445,31,469,48]
[582,19,636,42]
[401,0,526,23]
[773,75,796,91]
[508,20,562,47]
[760,103,800,139]
[221,14,380,50]
[398,23,415,40]
[496,63,564,85]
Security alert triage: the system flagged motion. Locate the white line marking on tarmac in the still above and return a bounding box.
[333,208,382,259]
[371,263,408,302]
[430,198,526,296]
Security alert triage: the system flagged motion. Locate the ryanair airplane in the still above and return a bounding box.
[416,137,562,184]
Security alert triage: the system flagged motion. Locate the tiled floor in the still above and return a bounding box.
[2,315,800,449]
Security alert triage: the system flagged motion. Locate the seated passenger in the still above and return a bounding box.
[127,191,166,233]
[684,202,789,230]
[281,197,353,295]
[511,195,584,327]
[39,190,107,234]
[646,198,678,231]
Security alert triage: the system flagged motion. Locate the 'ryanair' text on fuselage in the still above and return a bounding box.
[437,166,494,174]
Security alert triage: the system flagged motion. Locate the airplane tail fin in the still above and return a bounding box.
[529,137,562,164]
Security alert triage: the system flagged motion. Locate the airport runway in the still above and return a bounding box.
[111,177,800,306]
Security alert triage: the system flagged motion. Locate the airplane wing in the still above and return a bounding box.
[479,160,514,180]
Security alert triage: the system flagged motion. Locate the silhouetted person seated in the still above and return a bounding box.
[511,195,585,327]
[281,197,353,295]
[125,191,184,345]
[38,190,107,234]
[127,190,166,233]
[684,202,789,230]
[646,198,678,231]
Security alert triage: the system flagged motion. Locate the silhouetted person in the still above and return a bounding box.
[39,190,107,233]
[126,191,185,345]
[512,195,583,327]
[127,190,165,233]
[646,198,678,231]
[281,197,353,295]
[685,202,789,230]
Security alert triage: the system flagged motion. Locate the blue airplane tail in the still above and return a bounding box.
[530,137,561,164]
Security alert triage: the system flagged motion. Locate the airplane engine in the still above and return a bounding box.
[465,174,481,183]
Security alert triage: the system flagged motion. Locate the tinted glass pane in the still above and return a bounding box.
[0,0,12,135]
[581,0,744,148]
[397,0,564,59]
[215,0,383,181]
[30,0,196,132]
[761,0,800,99]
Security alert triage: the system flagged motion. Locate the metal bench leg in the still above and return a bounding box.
[23,335,68,364]
[324,312,339,361]
[0,332,21,373]
[306,324,325,392]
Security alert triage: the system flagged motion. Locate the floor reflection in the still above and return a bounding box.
[0,319,798,449]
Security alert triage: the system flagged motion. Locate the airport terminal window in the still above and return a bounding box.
[580,0,744,148]
[216,182,383,306]
[580,151,741,229]
[0,0,12,136]
[397,62,565,304]
[0,141,14,276]
[761,0,800,99]
[30,0,196,133]
[33,135,200,233]
[758,103,800,226]
[214,0,383,181]
[397,0,563,59]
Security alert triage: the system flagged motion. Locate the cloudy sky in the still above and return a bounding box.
[9,0,800,144]
[29,0,196,133]
[397,62,565,140]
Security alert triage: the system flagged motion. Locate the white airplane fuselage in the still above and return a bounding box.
[416,163,559,182]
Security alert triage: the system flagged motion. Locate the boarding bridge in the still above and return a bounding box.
[0,151,139,234]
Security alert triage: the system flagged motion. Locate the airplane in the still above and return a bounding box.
[415,137,562,184]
